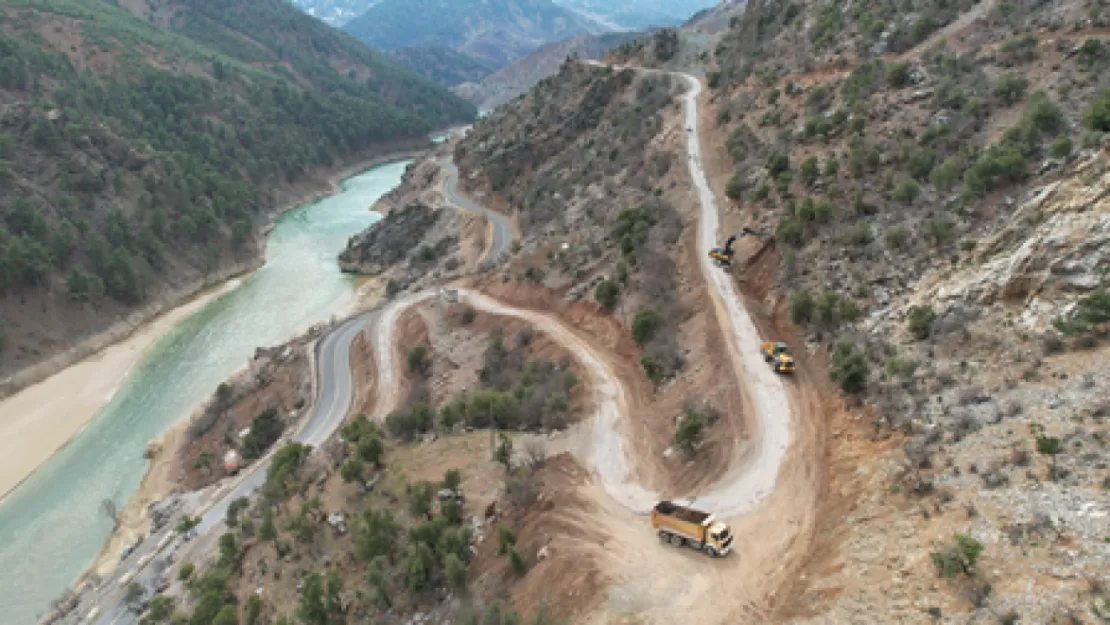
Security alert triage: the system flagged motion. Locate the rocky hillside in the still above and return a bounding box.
[615,0,1110,621]
[0,0,474,388]
[343,0,604,71]
[452,31,648,111]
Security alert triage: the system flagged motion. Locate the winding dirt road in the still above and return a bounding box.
[91,62,812,625]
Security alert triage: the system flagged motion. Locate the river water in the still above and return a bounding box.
[0,159,409,625]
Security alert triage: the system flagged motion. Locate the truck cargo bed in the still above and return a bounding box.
[653,501,710,524]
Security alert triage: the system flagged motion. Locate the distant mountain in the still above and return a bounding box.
[291,0,381,26]
[343,0,605,70]
[452,31,648,111]
[552,0,719,29]
[387,45,500,87]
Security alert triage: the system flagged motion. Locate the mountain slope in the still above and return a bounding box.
[387,45,500,87]
[0,0,474,388]
[343,0,604,69]
[453,31,648,110]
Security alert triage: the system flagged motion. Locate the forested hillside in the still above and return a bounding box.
[0,0,474,385]
[387,45,500,87]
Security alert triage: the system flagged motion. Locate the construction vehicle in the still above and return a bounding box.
[651,501,734,557]
[761,341,796,374]
[709,227,765,267]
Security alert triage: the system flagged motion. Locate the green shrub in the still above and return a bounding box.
[893,180,920,205]
[814,291,861,327]
[964,144,1026,195]
[886,61,912,88]
[906,148,936,181]
[1078,37,1104,70]
[884,226,911,251]
[358,435,384,466]
[407,345,431,376]
[776,217,804,247]
[341,458,365,483]
[1026,92,1064,135]
[241,407,284,460]
[631,308,662,345]
[494,432,513,469]
[923,216,955,247]
[443,468,462,492]
[725,169,746,200]
[830,342,868,393]
[768,88,781,105]
[907,306,936,340]
[791,290,816,324]
[444,553,467,591]
[179,562,195,581]
[766,151,791,176]
[842,221,872,247]
[1000,34,1038,62]
[640,356,663,384]
[498,525,516,555]
[673,409,706,455]
[809,4,843,48]
[1050,135,1073,158]
[929,156,964,190]
[931,534,984,578]
[992,72,1029,105]
[799,157,820,186]
[384,404,435,441]
[824,158,840,177]
[594,279,621,310]
[508,546,526,575]
[752,183,771,201]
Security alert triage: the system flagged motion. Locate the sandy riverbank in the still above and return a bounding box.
[0,278,242,501]
[0,147,427,503]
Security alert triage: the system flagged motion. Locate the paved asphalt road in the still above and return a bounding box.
[90,309,380,625]
[439,157,513,269]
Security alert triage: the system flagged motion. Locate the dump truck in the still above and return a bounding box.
[651,501,733,557]
[761,341,796,374]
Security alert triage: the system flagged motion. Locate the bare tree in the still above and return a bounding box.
[101,498,119,528]
[525,440,547,472]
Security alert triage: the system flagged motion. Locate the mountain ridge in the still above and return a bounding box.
[343,0,605,70]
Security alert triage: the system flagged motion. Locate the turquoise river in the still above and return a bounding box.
[0,159,410,625]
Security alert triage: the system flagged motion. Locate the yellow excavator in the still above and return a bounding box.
[709,227,766,267]
[761,341,796,374]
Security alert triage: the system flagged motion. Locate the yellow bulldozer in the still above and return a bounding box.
[760,341,796,374]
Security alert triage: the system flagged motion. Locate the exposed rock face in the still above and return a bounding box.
[338,202,446,274]
[915,153,1110,330]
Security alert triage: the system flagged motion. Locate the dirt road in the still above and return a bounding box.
[351,63,820,622]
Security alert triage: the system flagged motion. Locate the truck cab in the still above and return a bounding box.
[761,341,796,374]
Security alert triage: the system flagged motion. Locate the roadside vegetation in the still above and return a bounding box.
[387,327,579,440]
